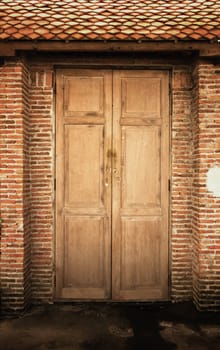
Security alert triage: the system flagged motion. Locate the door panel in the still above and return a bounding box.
[120,218,162,298]
[64,125,104,207]
[62,216,107,298]
[121,126,161,209]
[112,70,169,300]
[56,69,169,301]
[64,75,104,117]
[56,69,112,299]
[121,77,162,118]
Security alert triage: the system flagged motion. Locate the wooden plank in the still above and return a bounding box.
[63,117,104,125]
[1,41,220,57]
[120,118,162,127]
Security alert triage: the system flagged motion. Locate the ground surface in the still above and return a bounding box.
[0,302,220,350]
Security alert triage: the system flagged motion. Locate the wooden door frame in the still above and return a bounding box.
[53,64,172,301]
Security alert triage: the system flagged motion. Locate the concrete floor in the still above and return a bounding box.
[0,302,220,350]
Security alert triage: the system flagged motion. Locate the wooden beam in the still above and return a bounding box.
[0,40,219,57]
[200,48,220,57]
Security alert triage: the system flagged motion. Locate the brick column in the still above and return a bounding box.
[192,60,220,310]
[171,67,193,301]
[0,58,31,313]
[29,65,53,304]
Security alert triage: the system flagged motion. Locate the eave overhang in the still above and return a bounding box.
[0,40,220,58]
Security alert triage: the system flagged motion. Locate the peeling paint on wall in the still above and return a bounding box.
[207,167,220,197]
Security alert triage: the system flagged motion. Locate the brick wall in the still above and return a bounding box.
[22,58,32,311]
[29,65,54,304]
[171,67,193,301]
[0,57,31,313]
[192,61,220,310]
[1,54,219,312]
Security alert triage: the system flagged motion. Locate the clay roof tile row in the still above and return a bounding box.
[0,0,219,41]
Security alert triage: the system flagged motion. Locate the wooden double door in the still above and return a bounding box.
[56,69,169,300]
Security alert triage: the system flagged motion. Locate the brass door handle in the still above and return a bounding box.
[112,150,120,182]
[105,166,111,187]
[105,150,120,186]
[105,150,111,187]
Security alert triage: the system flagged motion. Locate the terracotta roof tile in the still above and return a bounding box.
[0,0,219,41]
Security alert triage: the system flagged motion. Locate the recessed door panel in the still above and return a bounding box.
[120,218,162,298]
[64,125,104,208]
[121,77,161,118]
[64,76,104,117]
[64,217,105,289]
[121,126,161,209]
